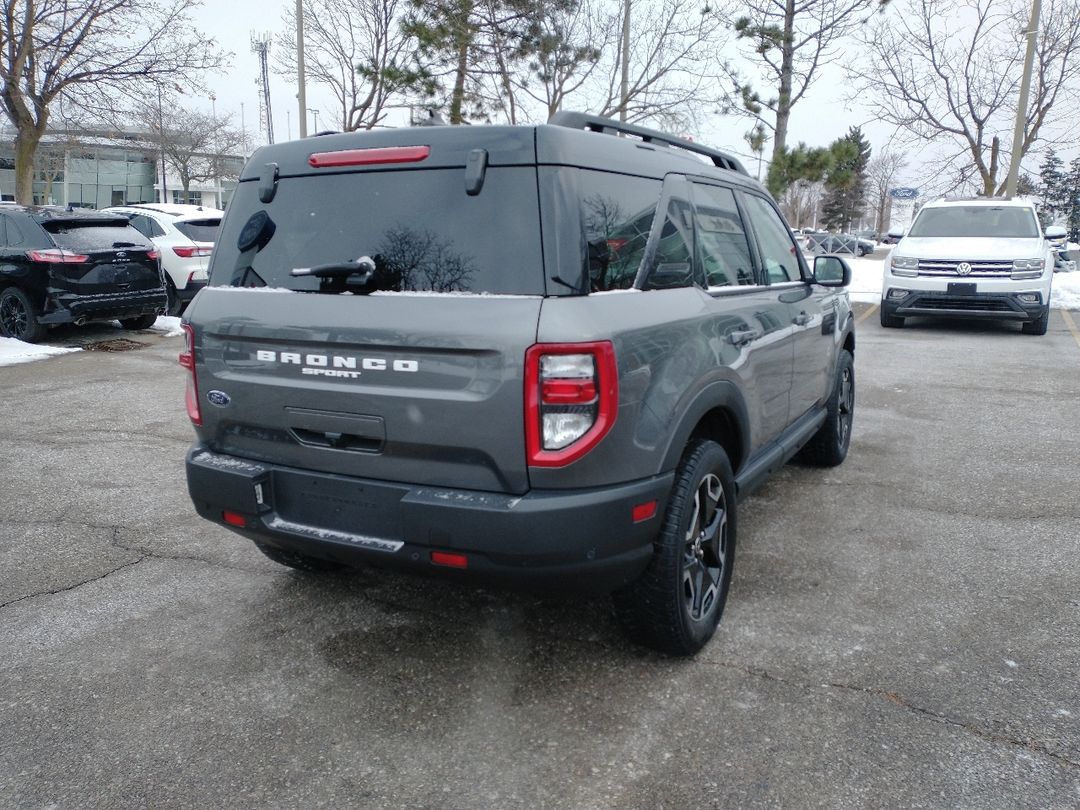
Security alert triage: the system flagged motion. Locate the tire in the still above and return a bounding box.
[798,349,855,467]
[119,314,158,330]
[879,306,904,328]
[165,277,181,316]
[0,286,47,343]
[1021,306,1049,335]
[254,541,349,573]
[613,439,737,657]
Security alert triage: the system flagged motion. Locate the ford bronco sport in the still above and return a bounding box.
[182,113,855,656]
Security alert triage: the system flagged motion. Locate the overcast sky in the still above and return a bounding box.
[191,0,902,181]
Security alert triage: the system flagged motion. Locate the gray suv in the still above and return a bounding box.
[181,113,855,655]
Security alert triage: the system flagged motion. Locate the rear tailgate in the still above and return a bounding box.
[188,132,545,495]
[40,220,161,294]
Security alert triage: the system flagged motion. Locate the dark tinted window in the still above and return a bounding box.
[0,216,7,246]
[4,216,26,246]
[210,168,544,294]
[41,220,153,251]
[580,171,661,291]
[644,197,695,289]
[175,218,220,243]
[908,205,1038,238]
[692,184,756,287]
[744,194,803,283]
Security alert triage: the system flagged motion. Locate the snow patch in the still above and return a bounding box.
[148,316,184,337]
[0,338,80,367]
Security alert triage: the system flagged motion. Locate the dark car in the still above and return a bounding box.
[181,112,855,656]
[0,206,167,342]
[806,232,874,256]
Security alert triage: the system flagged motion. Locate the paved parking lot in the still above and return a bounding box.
[2,308,1079,808]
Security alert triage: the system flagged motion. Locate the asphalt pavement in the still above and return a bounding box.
[1,310,1078,809]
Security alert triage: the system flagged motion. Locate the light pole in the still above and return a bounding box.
[308,108,320,133]
[297,0,307,138]
[619,0,631,122]
[1005,0,1042,198]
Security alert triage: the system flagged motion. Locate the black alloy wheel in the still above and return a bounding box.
[0,287,47,343]
[682,472,729,622]
[798,348,854,467]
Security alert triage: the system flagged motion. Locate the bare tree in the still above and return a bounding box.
[779,180,824,229]
[0,0,227,204]
[726,0,880,161]
[852,0,1080,196]
[275,0,426,132]
[865,149,907,234]
[141,97,247,195]
[587,0,728,131]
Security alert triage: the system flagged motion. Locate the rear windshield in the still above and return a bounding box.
[908,206,1039,238]
[209,167,544,294]
[42,220,153,251]
[175,219,221,243]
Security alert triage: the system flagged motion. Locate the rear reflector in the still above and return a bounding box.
[308,145,430,168]
[222,511,247,527]
[632,501,658,523]
[431,551,468,569]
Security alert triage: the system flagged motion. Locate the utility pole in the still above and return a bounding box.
[297,0,308,138]
[157,84,168,204]
[619,0,631,122]
[1005,0,1042,198]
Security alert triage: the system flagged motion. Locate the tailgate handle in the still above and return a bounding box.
[290,428,382,453]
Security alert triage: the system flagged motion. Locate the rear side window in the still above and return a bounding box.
[580,171,661,291]
[692,184,756,288]
[130,215,166,239]
[210,168,544,294]
[175,219,220,243]
[643,197,695,289]
[41,221,152,251]
[3,216,26,246]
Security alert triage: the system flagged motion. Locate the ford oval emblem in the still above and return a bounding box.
[206,390,231,407]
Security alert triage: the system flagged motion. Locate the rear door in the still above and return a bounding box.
[190,160,545,495]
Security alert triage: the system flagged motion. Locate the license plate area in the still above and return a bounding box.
[272,471,407,538]
[947,282,977,295]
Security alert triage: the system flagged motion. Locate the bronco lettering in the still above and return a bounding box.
[255,349,419,372]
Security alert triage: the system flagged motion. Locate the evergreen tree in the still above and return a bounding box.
[1038,149,1068,223]
[1067,157,1080,242]
[765,142,833,198]
[820,126,871,232]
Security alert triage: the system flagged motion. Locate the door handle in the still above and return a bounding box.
[793,311,812,326]
[728,329,761,347]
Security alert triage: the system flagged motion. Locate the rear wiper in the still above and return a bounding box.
[290,256,376,281]
[113,241,140,248]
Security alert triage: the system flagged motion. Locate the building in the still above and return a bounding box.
[0,129,244,209]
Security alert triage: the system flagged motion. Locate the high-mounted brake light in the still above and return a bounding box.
[178,324,202,426]
[172,245,213,258]
[308,145,430,168]
[26,248,88,264]
[525,341,618,467]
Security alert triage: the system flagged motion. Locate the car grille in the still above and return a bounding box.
[910,296,1013,312]
[917,259,1014,277]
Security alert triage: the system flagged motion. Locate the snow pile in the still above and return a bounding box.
[0,337,80,367]
[1052,272,1080,309]
[148,316,184,337]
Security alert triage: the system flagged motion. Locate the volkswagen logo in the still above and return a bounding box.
[956,262,973,276]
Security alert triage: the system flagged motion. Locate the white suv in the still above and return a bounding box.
[881,198,1060,335]
[102,204,222,315]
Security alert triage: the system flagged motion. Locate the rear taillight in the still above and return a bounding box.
[147,249,160,260]
[172,246,213,258]
[525,342,618,467]
[178,324,201,426]
[26,248,88,264]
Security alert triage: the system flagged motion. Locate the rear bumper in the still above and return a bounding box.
[881,288,1046,321]
[40,287,168,325]
[176,279,206,303]
[186,446,672,593]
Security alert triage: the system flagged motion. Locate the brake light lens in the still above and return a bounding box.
[26,248,88,264]
[147,249,160,261]
[172,245,213,258]
[525,341,618,467]
[178,324,201,425]
[308,145,430,168]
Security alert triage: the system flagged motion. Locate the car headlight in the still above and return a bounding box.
[890,255,919,277]
[1012,258,1044,279]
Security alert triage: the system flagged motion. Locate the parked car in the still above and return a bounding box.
[102,203,222,315]
[0,206,166,342]
[1053,248,1076,273]
[181,112,855,656]
[806,232,874,256]
[880,198,1057,335]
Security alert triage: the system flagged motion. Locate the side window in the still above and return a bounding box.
[128,215,152,237]
[0,216,8,247]
[744,194,803,283]
[146,217,166,238]
[5,216,25,246]
[643,196,695,289]
[692,184,756,288]
[580,170,661,291]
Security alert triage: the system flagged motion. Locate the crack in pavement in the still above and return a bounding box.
[0,557,149,610]
[706,660,1080,771]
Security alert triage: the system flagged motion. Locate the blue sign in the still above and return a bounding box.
[889,187,920,199]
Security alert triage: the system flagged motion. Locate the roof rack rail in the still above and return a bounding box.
[548,111,749,176]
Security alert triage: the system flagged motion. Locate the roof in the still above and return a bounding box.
[0,204,130,224]
[923,197,1037,209]
[106,203,225,219]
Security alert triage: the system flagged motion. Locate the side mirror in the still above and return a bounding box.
[1045,225,1068,240]
[813,255,851,287]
